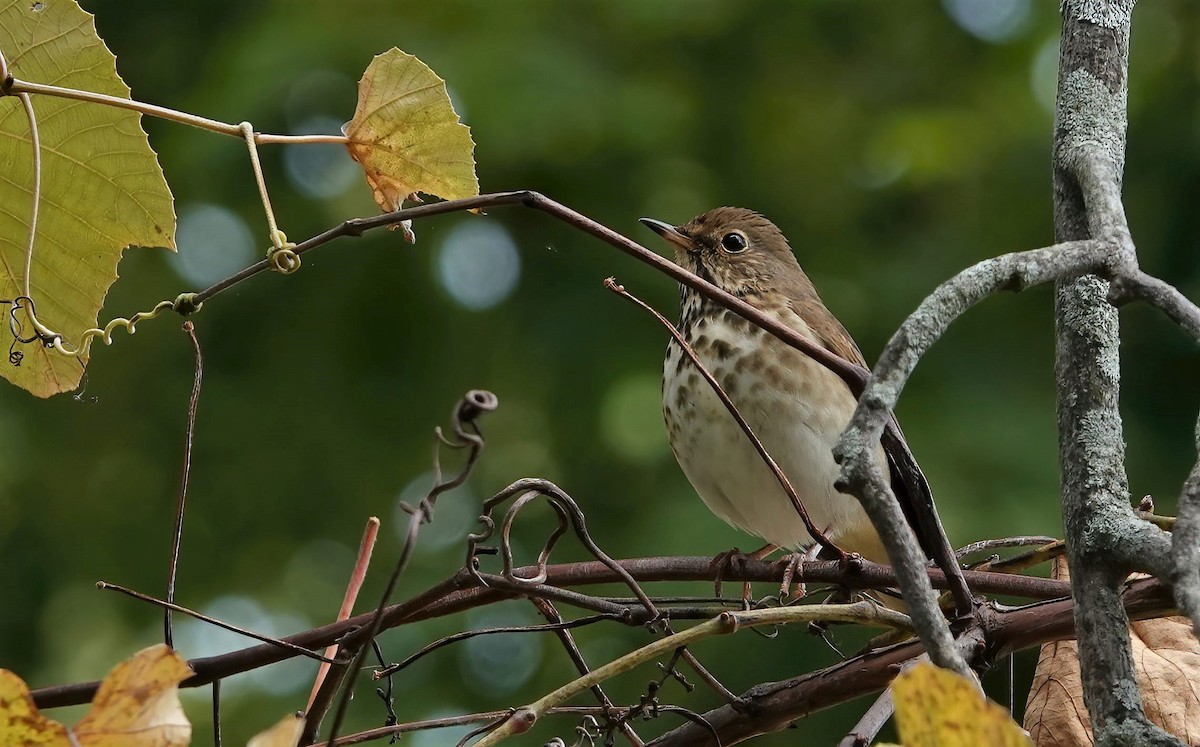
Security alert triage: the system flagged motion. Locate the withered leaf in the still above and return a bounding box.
[344,48,478,226]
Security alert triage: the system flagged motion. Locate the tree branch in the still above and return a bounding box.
[834,237,1113,679]
[28,555,1069,710]
[473,603,913,747]
[1052,2,1184,744]
[646,578,1174,747]
[1170,422,1200,634]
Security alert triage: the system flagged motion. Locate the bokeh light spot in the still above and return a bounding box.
[943,0,1030,43]
[1030,37,1060,114]
[600,373,669,463]
[173,595,312,696]
[436,221,521,310]
[284,115,361,200]
[395,472,476,553]
[460,607,542,695]
[171,204,256,288]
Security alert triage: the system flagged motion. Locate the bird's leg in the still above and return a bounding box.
[711,543,777,601]
[778,542,824,599]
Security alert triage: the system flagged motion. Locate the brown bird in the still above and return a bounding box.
[641,208,898,567]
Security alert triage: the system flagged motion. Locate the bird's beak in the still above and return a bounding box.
[639,217,694,252]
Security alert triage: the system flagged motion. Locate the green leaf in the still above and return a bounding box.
[0,0,175,397]
[344,48,478,214]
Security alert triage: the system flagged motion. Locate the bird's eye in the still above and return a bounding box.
[721,232,748,253]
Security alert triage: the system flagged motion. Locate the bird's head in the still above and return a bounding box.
[639,207,804,296]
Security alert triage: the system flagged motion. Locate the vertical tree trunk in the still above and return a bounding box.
[1053,2,1182,744]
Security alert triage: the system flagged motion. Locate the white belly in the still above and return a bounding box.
[663,327,889,562]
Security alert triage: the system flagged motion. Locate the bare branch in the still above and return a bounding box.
[31,555,1069,710]
[314,390,498,745]
[305,517,380,713]
[837,690,894,747]
[835,237,1114,679]
[473,603,912,747]
[97,582,339,664]
[1108,271,1200,342]
[647,579,1174,747]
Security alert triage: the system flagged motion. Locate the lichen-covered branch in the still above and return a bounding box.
[1052,2,1184,744]
[1172,421,1200,633]
[834,237,1114,679]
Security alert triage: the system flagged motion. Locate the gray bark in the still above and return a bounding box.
[1053,2,1183,744]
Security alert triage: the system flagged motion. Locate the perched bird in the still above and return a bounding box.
[641,208,899,566]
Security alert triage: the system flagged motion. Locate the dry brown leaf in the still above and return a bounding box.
[72,643,193,746]
[0,644,192,746]
[891,661,1032,746]
[247,713,305,747]
[343,47,478,225]
[1023,557,1200,745]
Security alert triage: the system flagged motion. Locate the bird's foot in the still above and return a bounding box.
[778,543,825,599]
[778,552,806,600]
[711,543,777,602]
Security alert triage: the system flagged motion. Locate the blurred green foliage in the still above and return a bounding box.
[1,1,1198,744]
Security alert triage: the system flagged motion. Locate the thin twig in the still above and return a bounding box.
[531,598,643,747]
[212,680,222,747]
[165,321,203,648]
[36,556,1073,709]
[97,581,339,663]
[17,90,40,301]
[239,121,286,257]
[306,517,380,712]
[374,613,621,679]
[469,478,742,705]
[954,536,1058,559]
[972,540,1065,575]
[474,602,912,747]
[312,708,631,747]
[604,277,842,557]
[837,690,894,747]
[315,391,497,746]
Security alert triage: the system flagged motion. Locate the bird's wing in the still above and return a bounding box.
[791,296,953,565]
[789,296,871,368]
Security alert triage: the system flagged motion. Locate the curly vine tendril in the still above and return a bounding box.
[4,292,203,360]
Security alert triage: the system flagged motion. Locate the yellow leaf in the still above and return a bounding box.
[72,643,193,746]
[0,0,176,397]
[0,669,70,746]
[891,662,1031,746]
[247,713,306,747]
[0,645,191,747]
[344,48,478,218]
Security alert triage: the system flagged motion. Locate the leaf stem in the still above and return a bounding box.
[6,77,349,144]
[238,121,287,258]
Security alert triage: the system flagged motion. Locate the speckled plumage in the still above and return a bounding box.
[652,208,890,563]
